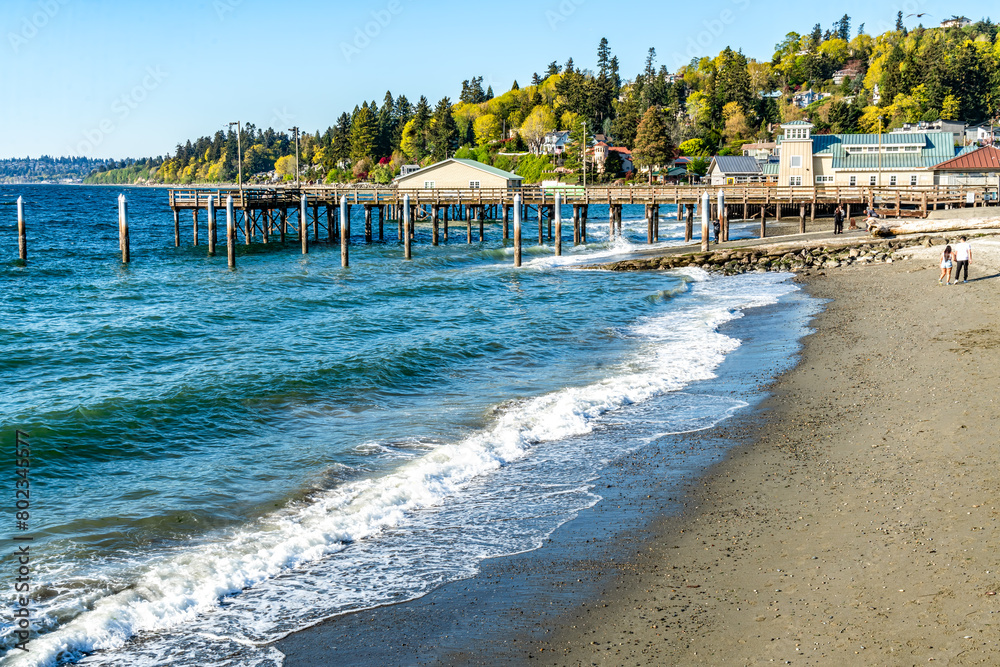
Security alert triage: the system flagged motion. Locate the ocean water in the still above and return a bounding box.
[1,185,810,666]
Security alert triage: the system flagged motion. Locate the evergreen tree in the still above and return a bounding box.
[564,58,575,73]
[632,107,673,184]
[531,72,542,86]
[896,11,904,31]
[349,105,377,162]
[376,91,396,159]
[429,97,458,161]
[837,14,851,40]
[545,61,560,78]
[410,96,432,161]
[511,80,520,91]
[485,86,494,101]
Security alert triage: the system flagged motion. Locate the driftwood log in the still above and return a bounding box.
[869,217,1000,237]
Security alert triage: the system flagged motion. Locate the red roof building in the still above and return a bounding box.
[933,145,1000,187]
[934,145,1000,171]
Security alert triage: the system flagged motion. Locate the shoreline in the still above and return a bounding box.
[529,239,1000,665]
[273,233,1000,665]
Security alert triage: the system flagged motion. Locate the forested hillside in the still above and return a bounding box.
[85,13,999,186]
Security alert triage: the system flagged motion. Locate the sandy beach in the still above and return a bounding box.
[273,227,1000,667]
[530,233,1000,665]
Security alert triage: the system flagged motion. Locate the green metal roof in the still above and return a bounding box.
[783,120,813,126]
[761,162,779,175]
[812,132,957,158]
[830,155,946,170]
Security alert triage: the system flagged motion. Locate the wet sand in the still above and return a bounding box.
[532,236,1000,665]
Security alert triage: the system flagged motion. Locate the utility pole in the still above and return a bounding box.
[289,126,300,187]
[228,121,243,203]
[582,120,587,189]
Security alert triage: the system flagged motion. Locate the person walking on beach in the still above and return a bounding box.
[939,243,954,285]
[712,218,721,244]
[953,236,973,283]
[834,205,844,235]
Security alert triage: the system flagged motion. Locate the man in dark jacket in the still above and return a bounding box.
[834,205,844,235]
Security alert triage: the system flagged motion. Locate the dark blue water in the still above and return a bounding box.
[1,185,810,667]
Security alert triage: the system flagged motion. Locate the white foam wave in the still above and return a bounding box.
[2,272,799,667]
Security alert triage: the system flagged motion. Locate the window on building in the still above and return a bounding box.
[870,176,877,186]
[850,176,857,187]
[424,181,436,189]
[790,156,803,168]
[911,175,918,186]
[890,175,898,186]
[789,176,802,186]
[469,180,481,189]
[816,175,834,184]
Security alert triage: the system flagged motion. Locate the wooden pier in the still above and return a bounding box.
[167,184,1000,263]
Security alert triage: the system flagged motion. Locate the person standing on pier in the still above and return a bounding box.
[712,218,721,244]
[833,205,844,235]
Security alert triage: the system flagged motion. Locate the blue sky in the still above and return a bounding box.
[1,0,995,159]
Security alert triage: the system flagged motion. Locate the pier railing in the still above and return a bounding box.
[168,183,1000,210]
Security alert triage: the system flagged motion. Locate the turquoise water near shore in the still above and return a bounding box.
[1,185,809,666]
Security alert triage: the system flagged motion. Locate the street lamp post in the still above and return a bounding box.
[582,120,587,189]
[228,121,243,203]
[289,126,300,187]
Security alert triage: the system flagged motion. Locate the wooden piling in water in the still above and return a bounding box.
[118,194,130,264]
[173,208,180,247]
[300,194,308,255]
[502,204,509,240]
[700,192,710,253]
[554,194,562,257]
[364,206,373,244]
[17,196,26,263]
[378,205,384,241]
[431,206,439,246]
[403,195,412,260]
[514,194,522,267]
[538,204,544,245]
[327,206,335,242]
[581,205,587,243]
[340,195,349,268]
[192,208,199,247]
[479,207,484,242]
[799,204,806,234]
[685,204,693,243]
[280,209,287,244]
[717,191,725,244]
[226,196,236,269]
[207,195,217,256]
[262,209,270,245]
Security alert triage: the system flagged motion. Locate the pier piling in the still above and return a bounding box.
[340,195,349,268]
[300,194,309,255]
[226,196,236,269]
[514,194,522,268]
[554,194,562,257]
[207,195,217,256]
[701,192,710,253]
[17,196,26,263]
[403,195,412,260]
[118,194,130,264]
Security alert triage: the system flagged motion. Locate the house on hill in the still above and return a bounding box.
[394,158,523,190]
[941,16,971,28]
[776,120,962,188]
[541,131,571,156]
